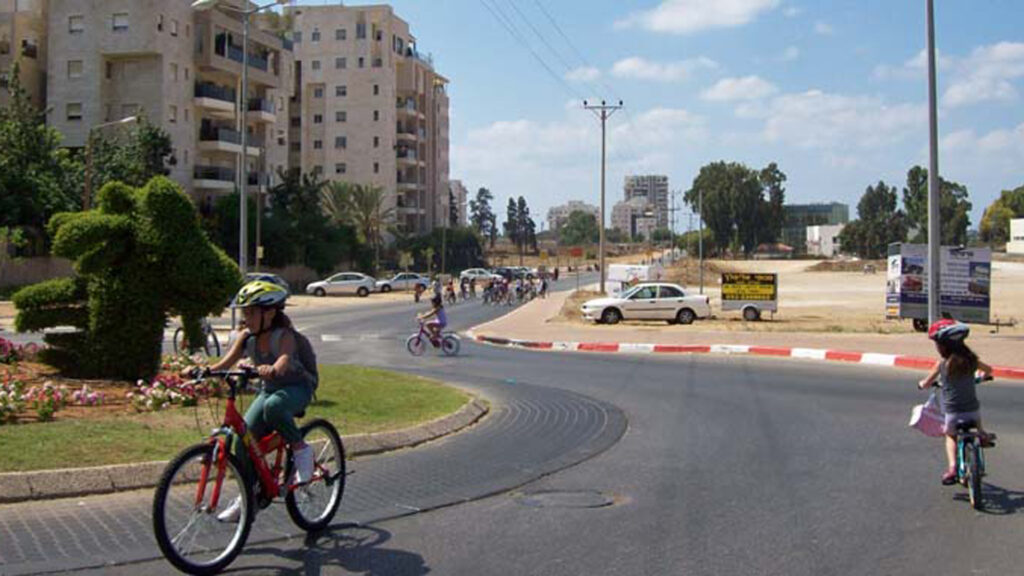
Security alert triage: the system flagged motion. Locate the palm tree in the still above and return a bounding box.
[322,181,393,272]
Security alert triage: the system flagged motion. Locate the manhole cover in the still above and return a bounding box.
[515,490,615,509]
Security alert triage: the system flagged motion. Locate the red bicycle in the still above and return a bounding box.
[152,368,345,575]
[406,320,461,357]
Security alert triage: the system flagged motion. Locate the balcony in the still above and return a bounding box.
[248,97,276,123]
[21,41,37,59]
[194,83,236,118]
[193,165,236,191]
[396,148,419,166]
[199,127,261,156]
[397,126,417,142]
[397,180,420,191]
[247,172,271,189]
[396,99,418,117]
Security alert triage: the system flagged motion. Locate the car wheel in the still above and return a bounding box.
[912,318,928,332]
[381,285,392,293]
[601,308,622,325]
[742,306,761,322]
[357,287,370,298]
[676,308,696,325]
[314,288,326,297]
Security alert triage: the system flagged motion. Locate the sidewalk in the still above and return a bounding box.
[470,287,1024,377]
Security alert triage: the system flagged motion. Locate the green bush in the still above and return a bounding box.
[14,177,240,380]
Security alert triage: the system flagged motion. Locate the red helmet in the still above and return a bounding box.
[928,319,969,343]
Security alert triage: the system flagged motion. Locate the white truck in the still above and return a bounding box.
[607,264,665,294]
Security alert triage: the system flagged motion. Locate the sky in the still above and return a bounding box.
[295,0,1024,229]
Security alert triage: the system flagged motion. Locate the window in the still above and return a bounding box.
[356,22,366,39]
[372,57,382,68]
[170,62,178,81]
[358,57,364,68]
[314,87,324,98]
[290,117,301,127]
[157,14,163,31]
[335,85,347,97]
[373,110,379,122]
[373,84,379,95]
[311,28,321,42]
[69,15,84,34]
[335,28,346,41]
[184,108,190,122]
[293,31,302,43]
[184,150,189,165]
[67,60,83,79]
[373,162,379,174]
[184,67,190,80]
[335,136,347,149]
[335,57,346,69]
[313,114,323,124]
[311,60,321,71]
[290,142,301,152]
[66,102,83,121]
[373,136,379,148]
[335,163,347,174]
[375,29,383,41]
[630,286,658,300]
[312,165,323,176]
[313,140,323,150]
[335,110,346,122]
[112,13,129,32]
[170,19,179,37]
[169,105,177,123]
[658,286,684,299]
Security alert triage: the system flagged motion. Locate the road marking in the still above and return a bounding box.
[791,348,827,360]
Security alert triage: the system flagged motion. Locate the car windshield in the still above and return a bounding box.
[619,286,641,299]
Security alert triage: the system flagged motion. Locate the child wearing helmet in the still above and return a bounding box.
[206,281,316,521]
[418,294,447,341]
[917,319,995,485]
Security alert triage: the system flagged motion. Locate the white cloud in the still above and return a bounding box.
[701,76,778,101]
[615,0,780,35]
[779,46,800,62]
[943,42,1024,107]
[611,56,717,82]
[813,21,833,35]
[873,48,953,81]
[565,66,601,83]
[941,123,1024,156]
[783,5,802,18]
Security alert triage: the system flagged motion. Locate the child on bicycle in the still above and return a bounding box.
[202,281,317,521]
[917,319,995,485]
[418,294,447,341]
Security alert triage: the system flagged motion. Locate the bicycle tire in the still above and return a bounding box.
[153,442,254,576]
[207,329,221,358]
[173,327,185,356]
[406,334,426,356]
[285,419,346,532]
[441,335,461,357]
[965,442,983,510]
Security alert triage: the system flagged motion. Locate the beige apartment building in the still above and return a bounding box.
[45,0,294,209]
[624,175,669,230]
[288,3,449,235]
[0,0,48,109]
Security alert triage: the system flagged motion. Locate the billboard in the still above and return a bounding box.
[886,244,991,323]
[721,273,778,307]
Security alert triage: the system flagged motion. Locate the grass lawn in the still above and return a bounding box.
[0,365,469,473]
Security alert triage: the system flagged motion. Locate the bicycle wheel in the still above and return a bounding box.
[153,442,253,576]
[206,329,221,358]
[286,419,346,532]
[441,335,461,357]
[406,334,426,356]
[965,441,983,510]
[173,327,185,355]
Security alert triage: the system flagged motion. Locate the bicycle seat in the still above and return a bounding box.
[955,422,979,434]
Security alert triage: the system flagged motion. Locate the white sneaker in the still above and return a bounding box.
[216,496,242,523]
[292,445,314,485]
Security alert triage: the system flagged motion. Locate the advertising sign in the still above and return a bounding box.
[569,247,584,259]
[721,273,778,302]
[885,243,991,323]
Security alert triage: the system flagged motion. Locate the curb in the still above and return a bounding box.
[0,396,488,504]
[466,332,1024,381]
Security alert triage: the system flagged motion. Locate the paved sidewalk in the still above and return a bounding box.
[471,287,1024,371]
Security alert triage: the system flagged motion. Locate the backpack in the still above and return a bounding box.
[257,327,319,391]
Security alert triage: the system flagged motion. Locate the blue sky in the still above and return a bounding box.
[297,1,1023,229]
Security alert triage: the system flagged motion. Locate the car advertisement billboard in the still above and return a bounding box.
[886,243,991,323]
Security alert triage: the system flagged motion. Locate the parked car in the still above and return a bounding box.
[305,272,377,297]
[493,266,531,281]
[244,272,291,295]
[377,272,430,293]
[581,283,711,325]
[460,268,503,283]
[513,266,538,280]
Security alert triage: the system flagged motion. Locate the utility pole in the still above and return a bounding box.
[698,186,704,294]
[583,100,623,294]
[925,0,942,324]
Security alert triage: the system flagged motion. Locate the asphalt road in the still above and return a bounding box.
[7,273,1024,575]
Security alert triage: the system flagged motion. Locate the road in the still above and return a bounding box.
[3,273,1024,575]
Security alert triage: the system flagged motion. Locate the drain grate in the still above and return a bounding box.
[515,490,615,509]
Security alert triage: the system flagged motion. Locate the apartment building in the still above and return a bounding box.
[46,0,294,208]
[448,179,467,227]
[624,175,669,230]
[612,196,656,241]
[547,200,599,234]
[0,0,48,109]
[288,4,449,235]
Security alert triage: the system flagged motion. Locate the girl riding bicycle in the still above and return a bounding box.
[917,319,995,485]
[204,281,317,521]
[418,294,447,341]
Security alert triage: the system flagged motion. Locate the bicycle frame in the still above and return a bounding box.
[956,431,985,481]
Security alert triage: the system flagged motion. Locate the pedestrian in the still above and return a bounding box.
[554,267,559,282]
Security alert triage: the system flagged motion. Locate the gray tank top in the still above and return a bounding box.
[939,361,980,414]
[245,328,313,392]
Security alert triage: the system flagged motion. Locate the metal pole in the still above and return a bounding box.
[699,186,704,294]
[599,110,606,293]
[239,12,250,277]
[926,0,941,324]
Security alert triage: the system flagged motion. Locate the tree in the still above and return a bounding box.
[86,118,174,198]
[559,210,599,246]
[517,196,537,255]
[685,161,784,256]
[902,166,972,246]
[504,197,520,247]
[651,228,673,242]
[398,227,487,272]
[0,63,82,253]
[979,185,1024,245]
[838,181,908,259]
[606,228,627,243]
[448,188,459,227]
[759,162,786,244]
[14,177,239,379]
[469,187,496,246]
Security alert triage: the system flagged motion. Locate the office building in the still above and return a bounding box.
[781,202,849,252]
[624,175,669,230]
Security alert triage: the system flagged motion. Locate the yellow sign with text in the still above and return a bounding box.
[721,273,778,302]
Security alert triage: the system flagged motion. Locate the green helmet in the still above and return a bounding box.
[232,280,288,309]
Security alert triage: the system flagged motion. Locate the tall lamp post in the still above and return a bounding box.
[925,0,942,324]
[83,116,139,209]
[191,0,288,276]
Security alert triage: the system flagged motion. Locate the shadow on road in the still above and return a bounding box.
[951,483,1024,515]
[236,524,429,575]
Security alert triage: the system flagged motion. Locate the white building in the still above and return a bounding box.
[612,197,656,240]
[624,175,669,230]
[807,224,845,257]
[1009,218,1024,255]
[547,200,599,234]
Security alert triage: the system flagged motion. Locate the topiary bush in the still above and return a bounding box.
[13,177,240,380]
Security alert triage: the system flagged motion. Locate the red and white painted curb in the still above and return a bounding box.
[465,332,1024,381]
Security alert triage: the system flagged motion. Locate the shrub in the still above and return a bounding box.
[0,373,26,424]
[24,382,68,422]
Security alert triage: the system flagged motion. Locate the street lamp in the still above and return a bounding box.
[83,116,139,210]
[191,0,288,276]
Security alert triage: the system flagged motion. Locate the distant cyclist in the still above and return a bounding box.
[917,319,995,485]
[418,294,448,341]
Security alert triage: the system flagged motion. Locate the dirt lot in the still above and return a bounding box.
[558,258,1024,334]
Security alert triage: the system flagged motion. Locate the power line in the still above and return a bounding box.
[531,0,621,101]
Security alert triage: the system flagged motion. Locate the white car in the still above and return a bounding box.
[581,283,711,325]
[460,268,502,283]
[306,272,377,297]
[376,272,429,293]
